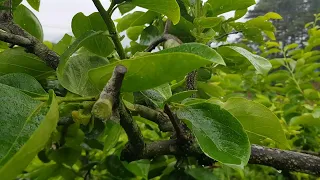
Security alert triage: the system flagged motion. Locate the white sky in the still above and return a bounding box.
[22,0,257,42]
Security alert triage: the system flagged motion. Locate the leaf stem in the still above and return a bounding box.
[92,0,126,59]
[34,96,97,103]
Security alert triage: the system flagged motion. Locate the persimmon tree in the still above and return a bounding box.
[0,0,319,179]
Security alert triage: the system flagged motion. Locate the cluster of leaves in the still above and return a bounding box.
[0,0,319,179]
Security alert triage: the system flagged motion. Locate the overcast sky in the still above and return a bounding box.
[21,0,257,42]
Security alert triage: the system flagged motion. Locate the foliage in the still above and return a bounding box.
[0,0,319,179]
[246,0,320,46]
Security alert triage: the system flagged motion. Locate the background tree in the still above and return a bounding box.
[247,0,320,46]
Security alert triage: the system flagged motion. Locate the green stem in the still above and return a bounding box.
[92,0,126,60]
[34,96,97,103]
[283,51,303,94]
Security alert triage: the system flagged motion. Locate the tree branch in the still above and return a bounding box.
[164,104,188,141]
[121,139,320,176]
[134,104,173,132]
[0,0,60,69]
[92,0,126,59]
[92,65,127,121]
[145,20,182,52]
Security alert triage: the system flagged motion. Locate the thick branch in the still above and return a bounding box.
[0,30,31,46]
[122,140,320,176]
[92,65,127,121]
[119,102,145,159]
[0,1,60,69]
[249,145,320,175]
[92,0,126,59]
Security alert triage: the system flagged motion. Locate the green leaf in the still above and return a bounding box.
[53,34,73,55]
[57,30,103,76]
[186,168,218,180]
[284,43,299,52]
[0,48,54,79]
[72,12,114,57]
[0,73,47,96]
[194,17,223,28]
[223,98,289,148]
[127,26,145,41]
[264,12,282,20]
[104,155,135,179]
[218,46,272,75]
[103,121,122,154]
[126,159,150,179]
[198,82,225,98]
[117,11,145,32]
[206,0,255,16]
[166,90,197,103]
[118,3,136,15]
[140,25,161,46]
[131,0,180,24]
[141,83,172,107]
[49,147,81,166]
[0,88,59,179]
[158,43,226,65]
[13,4,43,41]
[131,11,159,27]
[89,53,212,92]
[177,103,250,167]
[58,54,109,97]
[290,114,320,127]
[26,0,40,11]
[246,16,275,32]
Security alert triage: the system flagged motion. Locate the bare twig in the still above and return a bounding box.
[164,104,188,141]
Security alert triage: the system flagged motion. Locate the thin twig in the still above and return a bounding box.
[145,20,183,52]
[164,104,188,141]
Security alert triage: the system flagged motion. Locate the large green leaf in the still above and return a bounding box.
[0,87,59,179]
[53,34,73,55]
[27,0,40,11]
[186,168,218,180]
[206,0,255,16]
[0,73,47,97]
[177,103,250,167]
[140,25,161,46]
[130,0,180,24]
[194,17,223,28]
[58,54,109,97]
[290,114,320,127]
[218,46,272,75]
[166,90,197,103]
[141,83,172,107]
[117,11,145,32]
[13,4,43,41]
[89,53,212,92]
[0,48,54,79]
[158,43,225,65]
[72,12,114,57]
[127,26,145,41]
[57,30,103,76]
[223,98,289,148]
